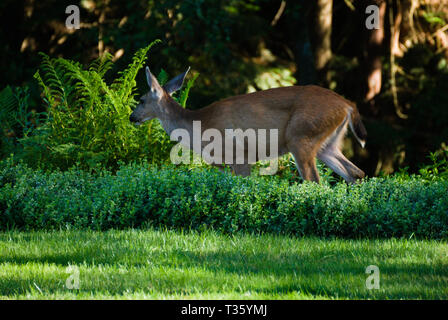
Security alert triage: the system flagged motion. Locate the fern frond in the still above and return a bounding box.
[37,52,69,107]
[34,70,56,108]
[56,58,101,110]
[178,72,199,108]
[92,72,121,113]
[0,86,17,130]
[89,52,114,77]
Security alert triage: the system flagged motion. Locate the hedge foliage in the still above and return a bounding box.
[0,160,447,239]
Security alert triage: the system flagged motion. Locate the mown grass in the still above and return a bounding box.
[0,229,446,299]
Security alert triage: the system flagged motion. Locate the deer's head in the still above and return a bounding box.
[130,66,189,125]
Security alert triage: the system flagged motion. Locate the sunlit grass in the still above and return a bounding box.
[0,230,447,299]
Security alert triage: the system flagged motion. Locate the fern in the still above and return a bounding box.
[0,85,41,158]
[0,86,37,134]
[178,72,199,108]
[89,52,114,77]
[112,40,161,102]
[0,86,17,130]
[34,71,56,109]
[37,53,70,110]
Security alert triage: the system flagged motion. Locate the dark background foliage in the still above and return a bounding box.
[1,0,448,176]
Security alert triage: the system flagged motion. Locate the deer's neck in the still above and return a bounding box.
[157,97,193,136]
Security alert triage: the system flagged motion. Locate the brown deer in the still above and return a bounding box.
[130,67,367,183]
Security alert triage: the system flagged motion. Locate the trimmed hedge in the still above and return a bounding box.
[0,161,447,238]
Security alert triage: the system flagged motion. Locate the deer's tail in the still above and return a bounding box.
[348,105,367,148]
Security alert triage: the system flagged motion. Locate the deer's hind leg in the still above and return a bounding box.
[319,148,365,183]
[318,148,355,183]
[317,117,365,183]
[334,151,365,181]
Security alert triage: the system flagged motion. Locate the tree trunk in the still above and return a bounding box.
[310,0,333,84]
[391,0,403,57]
[363,0,386,104]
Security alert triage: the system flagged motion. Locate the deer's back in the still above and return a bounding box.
[193,85,351,131]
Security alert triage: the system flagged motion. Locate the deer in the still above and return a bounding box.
[130,66,367,183]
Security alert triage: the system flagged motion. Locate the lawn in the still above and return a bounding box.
[0,229,446,299]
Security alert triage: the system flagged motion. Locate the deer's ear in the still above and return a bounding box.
[146,66,163,98]
[145,66,154,87]
[163,67,190,95]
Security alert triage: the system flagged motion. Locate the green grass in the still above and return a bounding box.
[0,229,447,299]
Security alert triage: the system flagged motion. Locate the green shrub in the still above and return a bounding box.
[16,41,197,171]
[0,160,446,238]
